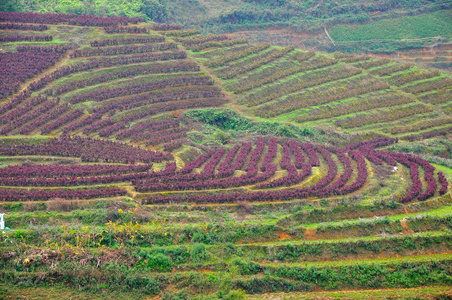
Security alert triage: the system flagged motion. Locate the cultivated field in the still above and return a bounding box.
[1,12,452,299]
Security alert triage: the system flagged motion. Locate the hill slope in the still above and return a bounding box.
[4,0,452,58]
[1,12,452,299]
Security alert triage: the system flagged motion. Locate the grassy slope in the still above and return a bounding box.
[329,10,452,41]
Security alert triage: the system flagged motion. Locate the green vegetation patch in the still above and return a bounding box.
[186,108,318,140]
[330,10,452,41]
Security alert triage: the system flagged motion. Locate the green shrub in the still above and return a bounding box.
[232,258,262,275]
[147,253,173,272]
[190,243,209,263]
[224,289,246,300]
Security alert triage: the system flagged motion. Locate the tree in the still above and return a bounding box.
[0,0,24,12]
[141,0,167,22]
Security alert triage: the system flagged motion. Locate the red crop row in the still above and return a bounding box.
[163,29,199,37]
[141,142,254,186]
[217,145,241,177]
[335,104,431,129]
[82,118,115,135]
[19,103,70,134]
[341,56,371,64]
[371,150,398,166]
[0,50,63,98]
[28,50,187,92]
[234,56,338,94]
[90,36,165,47]
[97,98,227,127]
[369,64,411,77]
[395,154,422,203]
[128,124,182,142]
[206,43,270,68]
[182,34,228,47]
[88,98,223,138]
[291,51,315,62]
[314,148,350,197]
[189,39,247,52]
[0,187,127,202]
[135,139,279,192]
[354,59,390,70]
[233,142,253,170]
[98,122,127,138]
[401,126,452,141]
[134,170,206,185]
[151,24,182,31]
[130,124,182,142]
[140,151,447,204]
[137,148,242,187]
[163,140,184,152]
[62,113,103,134]
[202,149,226,177]
[0,35,52,42]
[140,138,445,204]
[389,118,452,135]
[402,78,452,95]
[288,141,308,169]
[180,151,213,174]
[258,142,310,189]
[361,146,441,203]
[418,90,452,105]
[146,129,187,146]
[0,94,48,125]
[309,146,337,192]
[0,91,31,116]
[158,162,178,177]
[135,164,276,192]
[0,136,172,163]
[0,12,142,26]
[299,143,320,167]
[178,140,264,181]
[68,76,213,104]
[52,61,199,96]
[278,82,390,119]
[1,98,56,135]
[347,137,397,151]
[294,91,408,123]
[335,150,368,196]
[261,137,278,171]
[93,85,222,114]
[388,70,440,86]
[104,26,148,34]
[409,155,437,201]
[247,65,361,108]
[217,46,294,79]
[70,42,177,58]
[116,119,180,140]
[438,172,448,195]
[0,163,153,178]
[246,138,266,175]
[16,45,72,53]
[41,108,84,134]
[0,170,164,187]
[0,22,48,31]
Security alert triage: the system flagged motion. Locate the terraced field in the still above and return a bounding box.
[193,44,452,140]
[1,12,452,299]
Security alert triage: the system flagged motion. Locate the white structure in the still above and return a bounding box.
[0,214,4,230]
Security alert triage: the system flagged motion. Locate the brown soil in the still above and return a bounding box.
[304,228,317,241]
[277,230,292,241]
[401,219,414,234]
